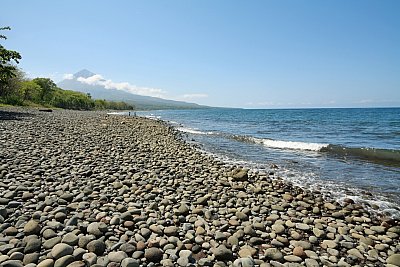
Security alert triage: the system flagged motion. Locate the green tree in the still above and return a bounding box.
[20,80,41,101]
[32,77,56,101]
[0,27,22,93]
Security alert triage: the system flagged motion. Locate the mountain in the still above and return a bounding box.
[57,69,208,110]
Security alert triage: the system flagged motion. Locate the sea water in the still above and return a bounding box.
[136,108,400,218]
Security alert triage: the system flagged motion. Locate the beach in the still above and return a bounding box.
[0,107,399,267]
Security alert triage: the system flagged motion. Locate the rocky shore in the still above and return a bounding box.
[0,107,399,267]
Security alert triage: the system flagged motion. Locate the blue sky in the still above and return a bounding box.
[2,0,400,108]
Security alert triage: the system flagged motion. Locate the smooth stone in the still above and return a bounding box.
[213,245,233,261]
[1,260,24,267]
[82,253,97,266]
[305,258,319,267]
[51,243,73,259]
[24,237,41,253]
[264,248,283,260]
[9,252,23,261]
[43,237,62,249]
[87,240,106,256]
[37,259,54,267]
[387,254,400,266]
[121,258,140,267]
[23,253,39,265]
[238,246,257,258]
[61,233,78,246]
[144,248,163,263]
[108,251,128,263]
[295,223,310,231]
[87,222,102,236]
[164,226,178,236]
[65,261,85,267]
[54,255,74,267]
[347,248,364,260]
[293,247,305,258]
[24,220,41,235]
[272,224,285,234]
[233,257,255,267]
[284,255,302,262]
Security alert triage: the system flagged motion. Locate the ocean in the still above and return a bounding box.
[135,108,400,218]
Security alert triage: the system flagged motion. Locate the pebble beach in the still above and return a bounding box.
[0,107,399,267]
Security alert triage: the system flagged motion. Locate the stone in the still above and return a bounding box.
[264,248,283,260]
[87,240,106,256]
[87,222,102,236]
[65,261,85,267]
[144,247,163,263]
[213,245,233,261]
[54,255,74,267]
[82,253,97,266]
[23,253,39,265]
[324,203,336,210]
[293,247,305,258]
[51,243,73,259]
[24,220,41,235]
[305,258,319,267]
[347,248,364,260]
[236,211,248,221]
[108,251,128,263]
[37,259,54,267]
[387,254,400,266]
[24,237,41,253]
[238,246,256,258]
[370,226,386,234]
[121,258,140,267]
[233,169,248,181]
[164,226,178,236]
[43,237,62,249]
[177,204,190,216]
[295,223,310,231]
[284,255,302,262]
[0,260,24,267]
[61,233,79,246]
[272,224,285,234]
[233,257,255,267]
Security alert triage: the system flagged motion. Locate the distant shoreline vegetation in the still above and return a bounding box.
[0,71,134,110]
[0,26,133,111]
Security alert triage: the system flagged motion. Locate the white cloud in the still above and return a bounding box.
[182,93,208,100]
[63,73,74,80]
[77,74,166,98]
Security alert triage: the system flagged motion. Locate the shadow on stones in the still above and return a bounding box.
[0,110,34,121]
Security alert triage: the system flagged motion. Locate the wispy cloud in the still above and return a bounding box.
[181,93,208,100]
[63,73,74,80]
[76,74,166,98]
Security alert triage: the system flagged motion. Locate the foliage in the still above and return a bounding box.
[0,26,134,111]
[0,74,135,110]
[20,80,43,102]
[32,77,57,101]
[0,27,22,89]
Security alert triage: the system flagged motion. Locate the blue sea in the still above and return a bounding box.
[135,108,400,218]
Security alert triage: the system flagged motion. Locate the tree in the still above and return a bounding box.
[32,77,57,101]
[20,80,41,101]
[0,27,22,92]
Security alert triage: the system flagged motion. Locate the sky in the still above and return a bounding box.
[2,0,400,108]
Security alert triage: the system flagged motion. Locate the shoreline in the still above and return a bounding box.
[0,107,399,267]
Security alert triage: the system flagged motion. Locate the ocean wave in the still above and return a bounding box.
[323,145,400,164]
[174,124,400,164]
[177,127,213,135]
[228,135,328,151]
[229,135,400,163]
[257,138,328,151]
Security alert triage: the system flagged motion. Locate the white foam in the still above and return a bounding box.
[253,138,329,152]
[177,127,210,135]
